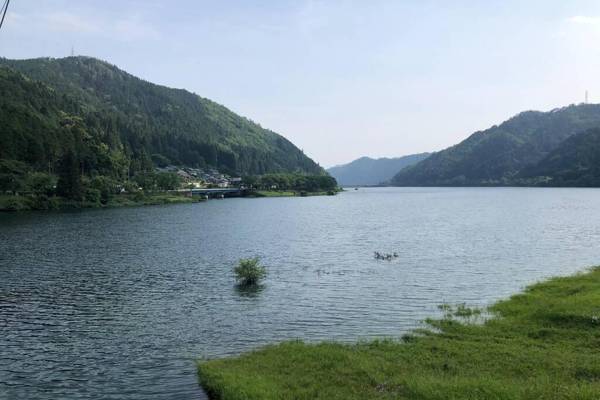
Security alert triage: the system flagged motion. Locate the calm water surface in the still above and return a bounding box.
[2,187,600,399]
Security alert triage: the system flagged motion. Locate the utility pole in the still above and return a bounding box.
[71,46,75,57]
[0,0,10,32]
[585,90,589,104]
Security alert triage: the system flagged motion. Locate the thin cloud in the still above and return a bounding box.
[11,10,160,42]
[44,12,100,33]
[114,16,161,41]
[568,15,600,25]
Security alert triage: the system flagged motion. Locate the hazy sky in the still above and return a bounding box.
[2,1,600,167]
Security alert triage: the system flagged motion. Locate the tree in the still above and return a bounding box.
[155,172,181,190]
[89,175,117,204]
[133,172,157,191]
[151,153,171,168]
[26,172,56,196]
[0,159,29,195]
[242,175,258,188]
[56,151,84,200]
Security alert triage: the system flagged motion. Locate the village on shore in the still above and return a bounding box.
[156,166,242,188]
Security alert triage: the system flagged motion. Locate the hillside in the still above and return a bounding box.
[391,104,600,186]
[327,153,429,186]
[0,56,323,176]
[517,128,600,186]
[0,65,80,170]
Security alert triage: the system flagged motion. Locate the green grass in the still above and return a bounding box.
[198,267,600,399]
[133,193,199,206]
[103,193,198,207]
[251,190,339,197]
[252,190,298,197]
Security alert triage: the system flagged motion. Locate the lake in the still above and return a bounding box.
[1,187,600,399]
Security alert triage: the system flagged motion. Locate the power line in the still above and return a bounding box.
[0,0,10,32]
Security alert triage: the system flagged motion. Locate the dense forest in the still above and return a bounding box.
[516,128,600,186]
[327,153,429,186]
[0,56,324,175]
[390,104,600,186]
[0,56,329,207]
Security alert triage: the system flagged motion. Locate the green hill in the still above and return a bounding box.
[0,56,323,176]
[517,128,600,186]
[327,153,429,186]
[391,104,600,186]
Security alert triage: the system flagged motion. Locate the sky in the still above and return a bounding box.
[2,1,600,167]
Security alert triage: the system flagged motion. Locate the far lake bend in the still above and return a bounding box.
[1,187,600,400]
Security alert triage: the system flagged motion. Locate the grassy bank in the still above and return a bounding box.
[0,193,201,211]
[198,267,600,399]
[250,190,339,197]
[251,190,297,197]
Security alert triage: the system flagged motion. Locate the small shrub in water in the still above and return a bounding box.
[234,257,267,286]
[454,303,482,318]
[374,251,399,261]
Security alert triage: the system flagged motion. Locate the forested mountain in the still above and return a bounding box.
[327,153,429,186]
[0,56,323,176]
[517,128,600,186]
[391,104,600,186]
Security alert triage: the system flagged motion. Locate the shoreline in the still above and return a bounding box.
[0,189,340,212]
[197,266,600,399]
[0,193,203,212]
[248,189,340,198]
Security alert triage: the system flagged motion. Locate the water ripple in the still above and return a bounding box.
[1,187,600,399]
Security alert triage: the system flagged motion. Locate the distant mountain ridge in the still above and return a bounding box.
[0,56,324,176]
[327,153,429,186]
[391,104,600,186]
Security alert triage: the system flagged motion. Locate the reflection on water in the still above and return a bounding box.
[235,284,266,298]
[1,187,600,399]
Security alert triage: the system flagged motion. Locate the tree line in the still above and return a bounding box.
[0,157,182,208]
[243,173,338,192]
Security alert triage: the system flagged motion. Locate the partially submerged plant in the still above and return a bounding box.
[438,302,483,322]
[234,257,267,286]
[374,251,399,261]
